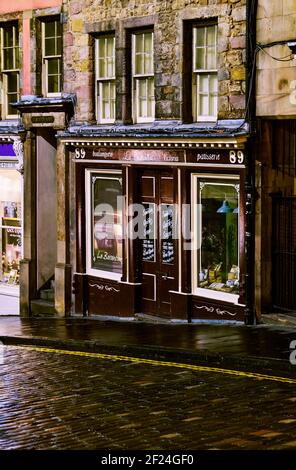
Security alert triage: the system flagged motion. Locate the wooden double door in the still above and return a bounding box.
[139,169,177,317]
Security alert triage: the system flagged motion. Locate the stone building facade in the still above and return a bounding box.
[255,0,296,315]
[58,0,251,323]
[0,0,74,316]
[63,0,246,123]
[0,0,254,323]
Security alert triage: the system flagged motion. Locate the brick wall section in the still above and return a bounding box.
[63,0,247,123]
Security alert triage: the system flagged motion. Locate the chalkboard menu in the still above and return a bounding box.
[161,205,174,264]
[142,203,155,262]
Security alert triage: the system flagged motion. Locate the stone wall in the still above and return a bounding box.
[63,0,247,123]
[257,0,296,117]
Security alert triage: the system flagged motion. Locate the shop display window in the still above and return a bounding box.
[86,170,123,279]
[192,175,240,300]
[0,170,22,286]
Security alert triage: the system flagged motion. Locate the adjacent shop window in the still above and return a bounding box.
[0,169,22,286]
[95,35,116,123]
[42,19,62,96]
[132,30,155,123]
[192,175,240,301]
[86,170,123,280]
[192,24,218,122]
[0,23,20,118]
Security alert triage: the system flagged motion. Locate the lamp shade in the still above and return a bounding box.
[217,200,233,213]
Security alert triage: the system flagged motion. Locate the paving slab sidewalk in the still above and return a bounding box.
[0,316,295,375]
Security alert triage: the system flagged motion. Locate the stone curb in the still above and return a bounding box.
[0,334,294,377]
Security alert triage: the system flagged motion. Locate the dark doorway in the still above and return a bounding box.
[139,169,177,317]
[272,196,296,311]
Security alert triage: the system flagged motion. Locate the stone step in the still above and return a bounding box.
[30,299,55,316]
[40,289,55,301]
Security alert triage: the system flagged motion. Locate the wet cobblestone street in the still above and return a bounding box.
[0,345,296,450]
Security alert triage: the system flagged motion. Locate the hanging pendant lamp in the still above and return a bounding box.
[217,194,233,213]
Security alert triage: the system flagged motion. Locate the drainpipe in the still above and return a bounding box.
[244,0,258,325]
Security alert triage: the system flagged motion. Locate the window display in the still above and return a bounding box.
[193,176,240,298]
[87,171,123,277]
[0,170,22,286]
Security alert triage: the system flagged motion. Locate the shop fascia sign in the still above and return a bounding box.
[74,147,245,166]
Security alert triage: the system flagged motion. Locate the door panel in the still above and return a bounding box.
[139,169,177,317]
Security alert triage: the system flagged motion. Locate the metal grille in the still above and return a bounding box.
[272,120,296,177]
[272,196,296,310]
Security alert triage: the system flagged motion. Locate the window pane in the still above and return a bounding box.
[194,25,217,71]
[142,203,155,262]
[206,45,217,69]
[138,79,147,117]
[91,174,123,274]
[45,37,56,56]
[135,34,143,53]
[147,78,154,116]
[207,26,216,47]
[56,34,62,55]
[199,94,208,116]
[3,49,14,70]
[195,28,204,47]
[209,75,218,116]
[134,32,153,75]
[144,33,153,73]
[199,75,209,93]
[0,170,22,286]
[209,94,217,117]
[44,21,56,38]
[161,204,175,264]
[56,21,62,38]
[7,72,18,92]
[3,27,13,47]
[198,181,239,294]
[47,58,61,93]
[135,53,143,75]
[48,58,59,74]
[15,46,19,68]
[7,94,17,115]
[48,75,59,93]
[100,82,115,120]
[98,58,106,78]
[195,47,204,70]
[97,37,114,78]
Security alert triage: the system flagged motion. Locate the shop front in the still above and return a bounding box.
[0,140,23,315]
[66,134,247,322]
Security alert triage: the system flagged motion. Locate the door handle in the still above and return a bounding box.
[161,273,175,280]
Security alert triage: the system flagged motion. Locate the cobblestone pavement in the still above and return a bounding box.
[0,346,296,450]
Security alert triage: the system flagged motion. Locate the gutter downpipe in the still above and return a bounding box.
[244,0,258,325]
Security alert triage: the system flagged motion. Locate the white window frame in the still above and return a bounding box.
[132,30,155,124]
[192,24,218,122]
[1,24,19,119]
[41,20,62,97]
[191,173,240,304]
[85,169,123,281]
[95,35,116,124]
